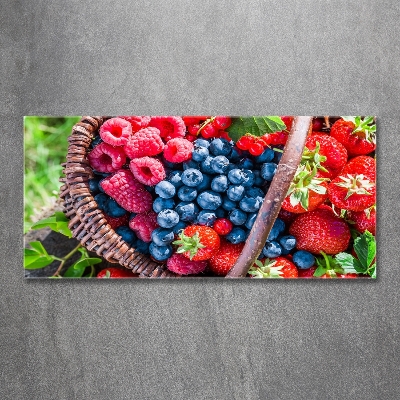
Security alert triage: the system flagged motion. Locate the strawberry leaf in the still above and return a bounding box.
[226,116,286,142]
[354,231,376,271]
[335,252,360,274]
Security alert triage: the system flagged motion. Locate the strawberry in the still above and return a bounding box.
[347,206,376,235]
[303,133,348,179]
[208,239,244,276]
[289,206,351,255]
[328,157,376,212]
[330,116,376,157]
[97,267,138,278]
[297,266,317,278]
[281,164,329,213]
[173,225,220,261]
[248,257,298,278]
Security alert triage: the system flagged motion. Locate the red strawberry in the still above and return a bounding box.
[208,239,244,276]
[174,225,220,261]
[347,207,376,235]
[248,257,298,278]
[330,116,376,157]
[303,133,348,178]
[298,266,317,278]
[281,165,329,213]
[328,157,376,212]
[97,267,138,278]
[289,207,351,255]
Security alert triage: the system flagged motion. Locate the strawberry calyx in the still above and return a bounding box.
[301,141,328,173]
[286,164,329,210]
[334,173,375,200]
[313,251,345,278]
[173,231,206,260]
[341,116,376,144]
[248,258,284,279]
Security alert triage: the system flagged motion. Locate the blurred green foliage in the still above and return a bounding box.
[24,116,81,232]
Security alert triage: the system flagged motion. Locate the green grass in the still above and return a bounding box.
[24,116,81,232]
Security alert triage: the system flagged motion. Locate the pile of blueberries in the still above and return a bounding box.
[87,137,310,265]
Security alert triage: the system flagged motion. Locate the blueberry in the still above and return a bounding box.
[153,197,175,213]
[228,147,243,163]
[267,218,286,241]
[192,146,209,162]
[135,239,150,255]
[197,210,217,226]
[211,175,229,192]
[155,181,176,199]
[279,235,297,251]
[168,171,184,188]
[181,168,203,187]
[227,185,245,202]
[241,170,254,187]
[194,138,210,148]
[151,228,175,246]
[239,197,262,213]
[196,173,212,192]
[226,163,237,173]
[229,209,247,226]
[222,196,237,211]
[209,138,232,156]
[246,187,264,200]
[94,193,109,210]
[197,190,222,210]
[91,135,103,147]
[172,221,188,234]
[145,185,156,194]
[292,251,315,269]
[261,163,277,181]
[175,202,199,222]
[215,207,226,218]
[263,241,282,258]
[253,170,264,187]
[245,213,257,230]
[183,160,200,171]
[157,209,180,228]
[161,154,176,169]
[104,198,127,217]
[176,186,196,202]
[254,147,275,164]
[201,156,216,175]
[88,178,101,194]
[149,243,173,261]
[115,226,137,246]
[93,170,111,178]
[237,158,254,170]
[211,155,230,174]
[228,168,247,185]
[226,227,247,244]
[273,147,284,163]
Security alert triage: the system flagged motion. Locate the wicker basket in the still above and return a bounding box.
[59,116,178,278]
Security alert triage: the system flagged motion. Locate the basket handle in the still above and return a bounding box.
[226,116,313,278]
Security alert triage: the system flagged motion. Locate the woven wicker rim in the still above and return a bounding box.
[59,116,178,278]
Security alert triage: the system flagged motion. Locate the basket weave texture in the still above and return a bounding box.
[59,116,178,278]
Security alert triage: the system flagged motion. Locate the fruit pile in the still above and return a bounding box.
[86,115,376,279]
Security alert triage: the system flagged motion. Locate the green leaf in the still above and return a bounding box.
[63,257,102,278]
[226,116,285,142]
[313,264,327,277]
[335,252,359,274]
[30,212,72,238]
[354,231,376,269]
[24,243,55,269]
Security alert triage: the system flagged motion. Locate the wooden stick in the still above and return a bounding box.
[225,116,313,278]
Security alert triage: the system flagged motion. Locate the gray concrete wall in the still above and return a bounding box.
[2,1,399,398]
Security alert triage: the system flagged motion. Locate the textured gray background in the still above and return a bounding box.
[2,0,399,399]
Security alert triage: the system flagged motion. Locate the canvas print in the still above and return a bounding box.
[24,116,376,279]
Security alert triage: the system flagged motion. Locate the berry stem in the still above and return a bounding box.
[226,116,313,278]
[52,243,82,277]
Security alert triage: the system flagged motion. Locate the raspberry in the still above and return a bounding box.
[100,169,152,213]
[148,116,186,141]
[124,127,164,159]
[129,212,158,242]
[166,253,207,275]
[129,157,166,185]
[88,142,126,173]
[119,116,151,133]
[163,138,194,163]
[103,213,129,230]
[99,117,132,146]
